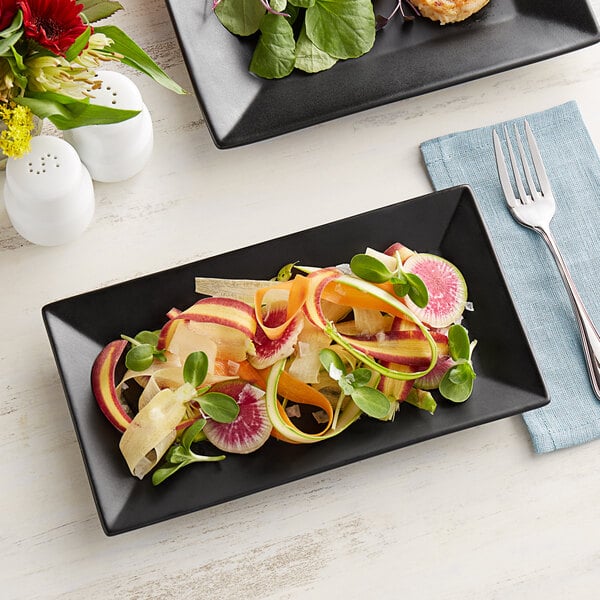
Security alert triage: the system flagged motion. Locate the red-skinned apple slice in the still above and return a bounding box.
[91,339,132,432]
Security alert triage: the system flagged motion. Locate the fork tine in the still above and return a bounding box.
[503,125,529,204]
[492,129,517,208]
[524,120,552,196]
[514,124,541,202]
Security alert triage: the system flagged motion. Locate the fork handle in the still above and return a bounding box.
[537,227,600,400]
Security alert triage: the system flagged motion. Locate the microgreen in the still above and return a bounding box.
[439,325,477,403]
[151,419,226,485]
[319,348,391,422]
[375,0,419,30]
[182,352,240,423]
[121,330,166,371]
[151,351,241,484]
[274,261,298,282]
[349,253,429,308]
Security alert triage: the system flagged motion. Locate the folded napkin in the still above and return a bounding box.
[421,101,600,453]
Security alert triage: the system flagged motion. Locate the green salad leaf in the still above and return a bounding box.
[250,13,296,79]
[305,0,375,59]
[214,0,266,36]
[213,0,376,79]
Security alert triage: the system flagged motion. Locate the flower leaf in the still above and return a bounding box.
[65,26,92,62]
[80,0,124,23]
[94,25,186,94]
[15,92,139,129]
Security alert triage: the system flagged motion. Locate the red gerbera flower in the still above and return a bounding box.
[0,0,19,31]
[17,0,88,57]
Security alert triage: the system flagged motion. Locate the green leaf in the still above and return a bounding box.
[80,0,124,23]
[125,344,154,371]
[448,324,471,361]
[319,348,346,380]
[275,261,297,282]
[165,445,189,464]
[9,46,26,73]
[134,330,160,347]
[295,24,337,74]
[250,13,296,80]
[0,10,23,38]
[448,363,471,385]
[94,25,186,94]
[285,5,301,23]
[391,277,410,299]
[214,0,266,36]
[439,367,474,403]
[0,29,23,56]
[15,92,140,129]
[181,418,207,451]
[305,0,375,60]
[350,368,372,388]
[271,0,287,11]
[199,392,240,423]
[183,351,209,388]
[151,461,187,485]
[350,254,392,284]
[350,386,391,419]
[290,0,316,7]
[406,273,429,309]
[65,27,92,62]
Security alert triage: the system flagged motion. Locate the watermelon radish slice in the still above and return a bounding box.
[402,253,467,328]
[249,302,304,369]
[203,381,272,454]
[413,354,455,390]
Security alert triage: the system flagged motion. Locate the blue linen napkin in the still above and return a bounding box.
[421,101,600,453]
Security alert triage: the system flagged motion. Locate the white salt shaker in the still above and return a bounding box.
[4,135,94,246]
[63,70,154,183]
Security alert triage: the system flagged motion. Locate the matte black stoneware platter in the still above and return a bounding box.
[165,0,599,148]
[43,186,549,535]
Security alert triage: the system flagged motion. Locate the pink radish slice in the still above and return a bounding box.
[403,253,468,328]
[203,381,272,454]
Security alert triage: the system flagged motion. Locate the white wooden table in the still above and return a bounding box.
[3,2,600,597]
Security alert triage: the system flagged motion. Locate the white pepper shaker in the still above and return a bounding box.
[63,70,154,183]
[4,135,95,246]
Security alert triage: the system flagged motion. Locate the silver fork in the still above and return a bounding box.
[493,121,600,400]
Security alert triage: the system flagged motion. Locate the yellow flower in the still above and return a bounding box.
[0,102,35,159]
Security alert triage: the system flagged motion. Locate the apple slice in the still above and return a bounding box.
[91,339,132,432]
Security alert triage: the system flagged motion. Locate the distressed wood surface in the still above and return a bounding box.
[2,1,600,598]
